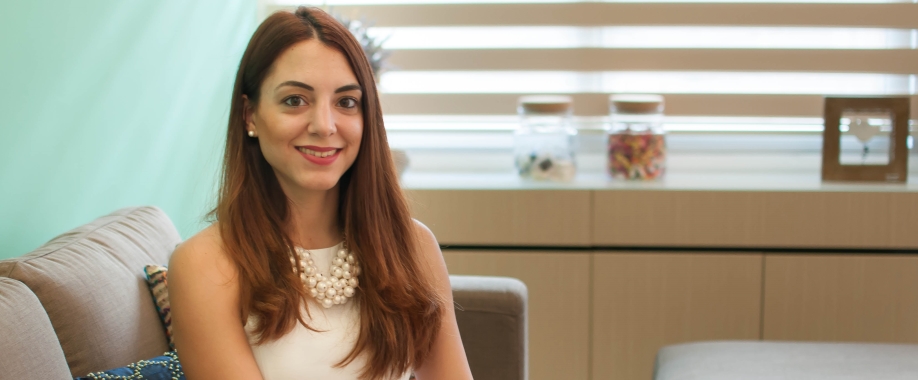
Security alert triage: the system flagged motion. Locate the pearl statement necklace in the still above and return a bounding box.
[290,244,361,309]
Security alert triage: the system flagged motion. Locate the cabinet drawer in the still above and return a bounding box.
[763,254,918,343]
[592,252,763,380]
[592,190,918,249]
[409,190,591,246]
[444,250,591,380]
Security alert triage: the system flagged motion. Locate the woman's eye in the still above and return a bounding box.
[284,97,306,107]
[338,97,358,109]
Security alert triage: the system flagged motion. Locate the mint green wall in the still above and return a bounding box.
[0,1,257,258]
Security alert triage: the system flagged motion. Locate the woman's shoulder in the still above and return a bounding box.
[169,223,238,287]
[411,219,439,253]
[411,219,449,279]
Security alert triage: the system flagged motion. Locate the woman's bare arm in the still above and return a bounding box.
[168,226,265,380]
[412,221,475,380]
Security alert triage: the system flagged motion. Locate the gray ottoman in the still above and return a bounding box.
[654,341,918,380]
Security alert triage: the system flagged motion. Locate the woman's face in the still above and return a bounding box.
[245,39,363,194]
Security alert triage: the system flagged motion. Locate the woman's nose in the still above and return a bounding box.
[308,101,336,137]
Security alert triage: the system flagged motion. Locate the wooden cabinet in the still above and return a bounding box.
[443,250,592,380]
[592,191,764,248]
[591,252,763,380]
[763,254,918,343]
[592,190,918,249]
[407,190,591,246]
[410,188,918,379]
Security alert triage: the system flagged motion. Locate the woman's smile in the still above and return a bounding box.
[296,145,341,165]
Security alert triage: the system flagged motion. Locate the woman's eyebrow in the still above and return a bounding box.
[335,84,362,93]
[274,81,361,94]
[275,80,314,92]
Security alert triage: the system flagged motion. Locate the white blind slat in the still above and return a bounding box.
[379,93,918,117]
[380,71,914,94]
[373,26,916,49]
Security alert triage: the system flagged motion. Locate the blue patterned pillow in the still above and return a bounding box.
[75,351,184,380]
[144,264,174,350]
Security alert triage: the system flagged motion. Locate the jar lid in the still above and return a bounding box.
[610,94,664,114]
[519,95,573,114]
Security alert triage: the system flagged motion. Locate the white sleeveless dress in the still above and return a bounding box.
[244,243,412,380]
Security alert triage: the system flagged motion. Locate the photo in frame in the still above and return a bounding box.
[821,97,910,183]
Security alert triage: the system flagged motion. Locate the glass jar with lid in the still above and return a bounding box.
[606,94,666,180]
[514,95,577,182]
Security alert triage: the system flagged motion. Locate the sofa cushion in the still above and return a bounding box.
[0,206,182,377]
[654,340,918,380]
[0,277,72,379]
[450,275,528,380]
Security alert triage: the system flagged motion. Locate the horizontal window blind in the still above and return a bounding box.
[263,1,918,133]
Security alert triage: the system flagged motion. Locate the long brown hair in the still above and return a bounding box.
[211,7,442,379]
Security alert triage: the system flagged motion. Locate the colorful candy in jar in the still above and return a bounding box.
[607,130,666,180]
[607,94,666,180]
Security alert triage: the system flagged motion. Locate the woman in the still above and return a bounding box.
[168,7,473,380]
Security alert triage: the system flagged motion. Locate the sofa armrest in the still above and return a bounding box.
[450,275,528,380]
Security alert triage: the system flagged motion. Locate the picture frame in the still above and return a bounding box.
[821,97,910,183]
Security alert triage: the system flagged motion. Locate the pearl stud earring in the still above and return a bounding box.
[248,130,256,137]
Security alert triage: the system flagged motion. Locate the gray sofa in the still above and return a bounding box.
[654,340,918,380]
[0,206,528,380]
